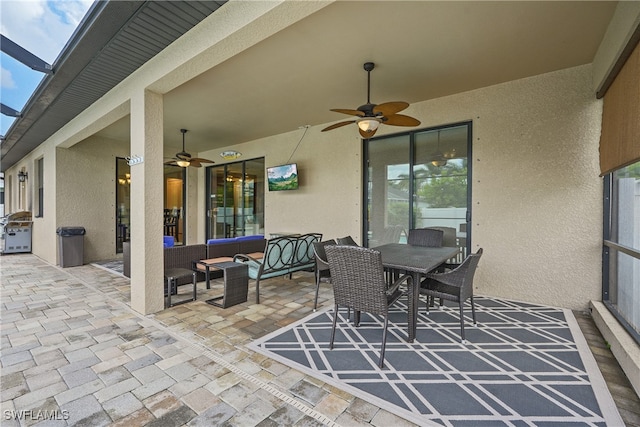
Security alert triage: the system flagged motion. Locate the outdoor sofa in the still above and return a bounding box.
[122,235,266,286]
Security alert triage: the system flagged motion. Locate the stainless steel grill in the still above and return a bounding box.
[1,211,32,254]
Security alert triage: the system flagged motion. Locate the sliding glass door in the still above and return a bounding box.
[603,160,640,342]
[115,158,130,253]
[206,158,265,240]
[364,123,471,259]
[115,159,186,252]
[164,165,186,245]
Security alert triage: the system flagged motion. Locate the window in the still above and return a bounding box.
[35,158,44,217]
[603,160,640,343]
[364,122,471,259]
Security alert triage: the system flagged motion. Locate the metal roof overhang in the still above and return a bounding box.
[0,0,226,172]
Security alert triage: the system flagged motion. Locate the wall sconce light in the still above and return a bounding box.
[18,170,28,182]
[220,150,242,161]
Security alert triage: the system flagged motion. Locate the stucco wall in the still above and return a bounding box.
[412,65,602,310]
[3,139,59,264]
[468,65,602,310]
[205,64,602,310]
[56,135,129,264]
[31,142,58,264]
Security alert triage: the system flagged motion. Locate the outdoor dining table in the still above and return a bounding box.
[375,243,460,342]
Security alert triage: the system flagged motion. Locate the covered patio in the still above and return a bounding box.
[2,1,640,424]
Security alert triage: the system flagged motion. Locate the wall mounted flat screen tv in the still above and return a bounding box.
[267,163,298,191]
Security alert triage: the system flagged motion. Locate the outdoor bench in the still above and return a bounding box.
[233,233,322,304]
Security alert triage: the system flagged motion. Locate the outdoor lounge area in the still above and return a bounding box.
[2,1,640,426]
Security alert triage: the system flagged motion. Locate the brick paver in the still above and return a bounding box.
[0,254,357,426]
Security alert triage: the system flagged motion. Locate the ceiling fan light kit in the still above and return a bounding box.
[165,128,215,168]
[322,62,421,138]
[357,117,380,132]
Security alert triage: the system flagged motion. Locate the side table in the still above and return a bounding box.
[196,261,248,308]
[164,267,197,308]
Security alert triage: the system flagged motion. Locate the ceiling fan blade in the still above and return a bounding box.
[189,157,215,164]
[321,120,356,132]
[164,160,179,166]
[188,160,202,167]
[373,101,409,116]
[330,108,365,117]
[359,127,378,138]
[383,114,421,127]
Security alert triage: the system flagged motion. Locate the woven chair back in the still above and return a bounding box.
[313,240,336,271]
[336,235,358,246]
[407,228,444,247]
[443,248,483,300]
[460,248,482,297]
[325,245,389,315]
[426,226,457,247]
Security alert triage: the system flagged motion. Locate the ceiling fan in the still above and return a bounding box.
[164,129,215,168]
[322,62,421,138]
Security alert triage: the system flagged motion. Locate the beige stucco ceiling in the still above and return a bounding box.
[98,1,617,155]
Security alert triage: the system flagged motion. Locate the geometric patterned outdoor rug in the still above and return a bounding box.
[249,296,623,426]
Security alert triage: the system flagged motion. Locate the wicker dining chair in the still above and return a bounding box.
[336,235,358,246]
[407,228,444,247]
[313,239,336,311]
[394,228,445,284]
[419,248,483,343]
[426,226,460,269]
[325,245,411,368]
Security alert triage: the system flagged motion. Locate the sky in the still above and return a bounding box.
[1,0,94,136]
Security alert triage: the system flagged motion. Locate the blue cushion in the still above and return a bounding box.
[207,238,237,245]
[236,235,264,242]
[207,235,264,245]
[163,236,175,248]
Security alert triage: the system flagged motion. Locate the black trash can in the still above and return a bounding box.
[56,227,86,267]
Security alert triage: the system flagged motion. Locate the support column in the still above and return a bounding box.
[130,89,164,314]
